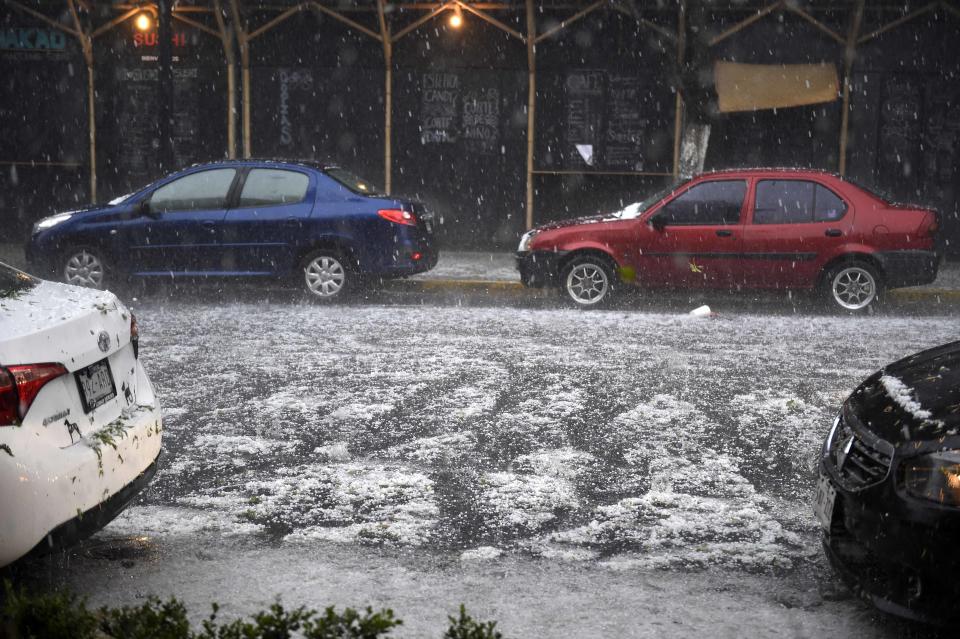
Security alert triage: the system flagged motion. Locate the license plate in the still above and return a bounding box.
[813,472,837,530]
[75,359,116,413]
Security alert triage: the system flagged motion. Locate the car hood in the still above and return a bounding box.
[847,340,960,444]
[0,280,131,371]
[535,213,627,232]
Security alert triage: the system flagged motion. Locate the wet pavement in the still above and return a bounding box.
[11,296,958,637]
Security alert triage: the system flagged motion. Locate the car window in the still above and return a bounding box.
[813,184,847,222]
[325,167,381,196]
[754,180,847,224]
[149,169,237,213]
[656,180,746,226]
[0,263,37,297]
[238,169,309,207]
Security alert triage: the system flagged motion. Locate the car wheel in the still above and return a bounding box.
[301,250,353,301]
[561,255,616,309]
[823,261,882,312]
[62,247,108,290]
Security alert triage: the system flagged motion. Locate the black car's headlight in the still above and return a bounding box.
[903,450,960,507]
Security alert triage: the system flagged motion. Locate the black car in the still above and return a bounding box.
[815,340,960,625]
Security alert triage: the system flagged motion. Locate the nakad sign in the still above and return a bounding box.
[0,27,67,51]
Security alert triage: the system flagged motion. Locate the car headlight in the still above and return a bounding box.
[33,212,73,232]
[518,229,539,252]
[903,450,960,507]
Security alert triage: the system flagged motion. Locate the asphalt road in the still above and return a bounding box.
[14,293,959,638]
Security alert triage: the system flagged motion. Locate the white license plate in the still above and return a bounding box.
[813,472,837,530]
[75,359,116,413]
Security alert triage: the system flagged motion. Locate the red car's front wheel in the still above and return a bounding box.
[561,256,616,309]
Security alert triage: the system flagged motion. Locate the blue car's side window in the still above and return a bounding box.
[149,169,237,213]
[238,169,309,208]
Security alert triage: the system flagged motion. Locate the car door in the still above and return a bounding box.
[125,168,238,274]
[637,179,747,288]
[738,179,851,289]
[219,167,314,274]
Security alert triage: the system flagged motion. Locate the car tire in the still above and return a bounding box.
[61,246,109,290]
[300,250,355,302]
[822,260,883,313]
[560,254,617,309]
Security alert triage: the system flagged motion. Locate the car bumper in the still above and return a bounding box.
[819,457,960,625]
[876,250,939,288]
[516,250,566,288]
[0,400,163,567]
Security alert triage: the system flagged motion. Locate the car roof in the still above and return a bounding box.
[695,167,843,179]
[181,159,341,172]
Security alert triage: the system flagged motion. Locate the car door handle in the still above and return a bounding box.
[825,228,842,237]
[202,221,216,231]
[715,230,734,237]
[284,217,300,226]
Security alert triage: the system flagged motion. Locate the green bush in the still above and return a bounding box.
[1,581,98,639]
[443,605,503,639]
[0,581,500,639]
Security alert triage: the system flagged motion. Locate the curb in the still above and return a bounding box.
[396,278,960,304]
[887,288,960,303]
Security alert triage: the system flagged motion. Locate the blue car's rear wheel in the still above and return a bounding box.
[301,250,352,301]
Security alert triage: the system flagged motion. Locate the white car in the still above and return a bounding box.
[0,262,162,566]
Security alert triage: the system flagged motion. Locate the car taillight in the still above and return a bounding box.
[0,363,68,426]
[378,209,417,226]
[130,312,140,359]
[0,369,17,426]
[926,211,940,237]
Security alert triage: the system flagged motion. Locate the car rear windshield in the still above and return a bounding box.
[325,168,382,196]
[0,263,37,297]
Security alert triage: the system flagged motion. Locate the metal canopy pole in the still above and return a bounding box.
[838,0,864,176]
[672,0,686,178]
[158,0,174,173]
[525,0,536,230]
[213,0,237,159]
[66,0,97,202]
[377,0,393,194]
[228,0,251,157]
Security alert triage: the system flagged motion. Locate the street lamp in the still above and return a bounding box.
[449,4,463,28]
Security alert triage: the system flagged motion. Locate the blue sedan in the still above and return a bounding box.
[26,160,438,300]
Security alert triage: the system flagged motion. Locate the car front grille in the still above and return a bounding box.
[829,415,893,490]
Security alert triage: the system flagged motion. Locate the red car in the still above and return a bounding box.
[517,169,940,311]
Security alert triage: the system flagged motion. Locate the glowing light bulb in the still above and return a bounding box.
[449,5,463,28]
[135,13,152,31]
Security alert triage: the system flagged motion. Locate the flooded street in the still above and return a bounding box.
[17,298,956,636]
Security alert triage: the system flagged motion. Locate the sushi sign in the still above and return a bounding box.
[0,27,67,51]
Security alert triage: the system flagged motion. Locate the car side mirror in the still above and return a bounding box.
[649,215,667,231]
[139,199,159,219]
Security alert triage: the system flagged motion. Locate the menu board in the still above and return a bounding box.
[539,69,672,173]
[564,70,605,168]
[113,67,159,177]
[606,74,646,169]
[421,72,460,144]
[462,84,500,155]
[109,66,206,185]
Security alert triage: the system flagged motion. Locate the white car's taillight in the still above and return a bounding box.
[0,363,68,426]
